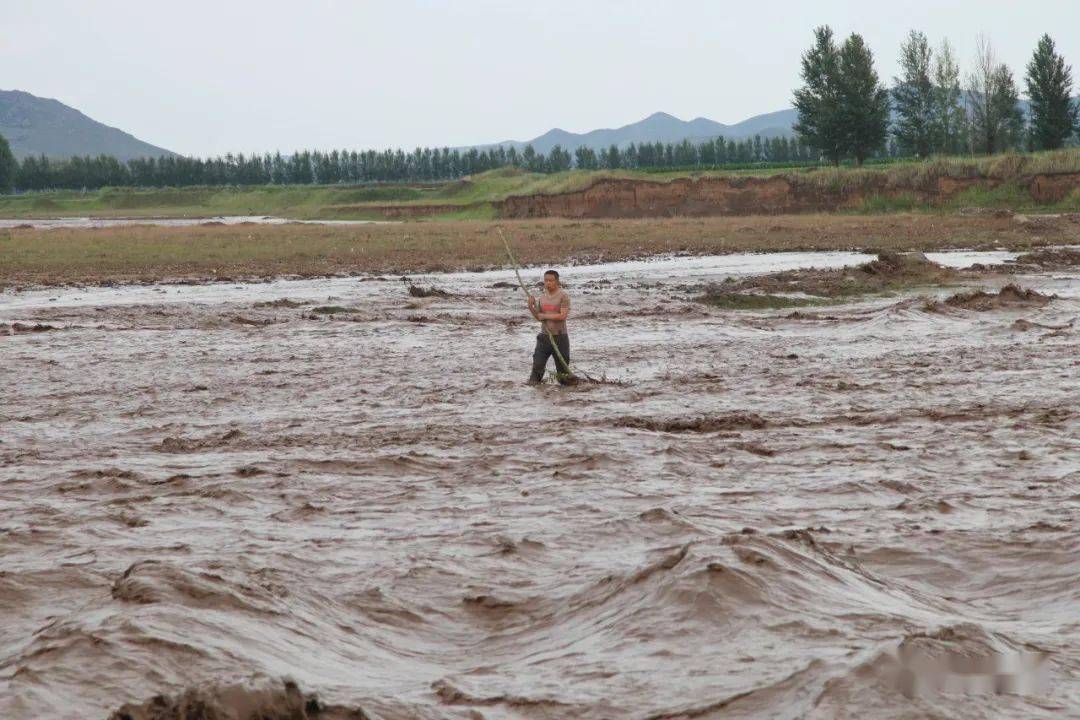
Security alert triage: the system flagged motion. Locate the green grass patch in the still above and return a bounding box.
[698,291,825,310]
[427,203,497,221]
[942,183,1034,210]
[857,192,926,213]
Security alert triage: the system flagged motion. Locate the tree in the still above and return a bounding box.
[837,33,890,165]
[547,144,572,172]
[932,39,967,154]
[1025,34,1079,150]
[892,30,935,156]
[967,36,1024,154]
[522,144,542,172]
[793,26,845,165]
[574,145,598,170]
[991,65,1025,150]
[0,133,17,193]
[602,144,622,169]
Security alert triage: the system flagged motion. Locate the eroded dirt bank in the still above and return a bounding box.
[496,172,1080,218]
[1,254,1078,719]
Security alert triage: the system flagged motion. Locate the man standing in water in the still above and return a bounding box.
[527,270,572,385]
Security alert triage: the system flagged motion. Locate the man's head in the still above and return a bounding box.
[543,270,560,293]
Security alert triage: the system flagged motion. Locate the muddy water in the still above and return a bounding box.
[1,251,1078,719]
[0,216,395,229]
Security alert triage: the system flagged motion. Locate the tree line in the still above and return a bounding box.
[2,29,1077,194]
[795,28,1079,165]
[8,135,822,192]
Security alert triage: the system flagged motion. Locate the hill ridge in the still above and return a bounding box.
[0,89,176,161]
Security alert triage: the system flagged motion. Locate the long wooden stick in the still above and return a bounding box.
[497,227,575,381]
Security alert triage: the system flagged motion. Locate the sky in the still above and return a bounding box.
[4,1,1079,157]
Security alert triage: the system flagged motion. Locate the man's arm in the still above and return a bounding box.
[527,295,541,320]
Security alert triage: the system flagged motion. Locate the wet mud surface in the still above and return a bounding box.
[2,251,1078,719]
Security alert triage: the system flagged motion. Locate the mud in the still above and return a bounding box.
[932,284,1056,312]
[108,680,365,720]
[495,173,1080,219]
[1,250,1078,719]
[1013,247,1080,269]
[407,284,453,298]
[700,251,958,300]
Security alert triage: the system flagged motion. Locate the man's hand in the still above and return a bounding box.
[527,295,536,310]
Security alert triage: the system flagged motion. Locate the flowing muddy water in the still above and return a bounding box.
[1,250,1078,718]
[0,216,396,229]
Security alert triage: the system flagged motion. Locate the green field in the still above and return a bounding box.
[2,149,1080,220]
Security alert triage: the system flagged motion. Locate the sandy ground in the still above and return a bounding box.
[1,251,1078,719]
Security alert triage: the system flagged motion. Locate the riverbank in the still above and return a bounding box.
[3,212,1078,289]
[4,149,1080,221]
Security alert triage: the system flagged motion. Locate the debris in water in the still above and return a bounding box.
[107,679,366,720]
[254,298,307,308]
[408,284,452,298]
[927,284,1055,312]
[614,412,767,433]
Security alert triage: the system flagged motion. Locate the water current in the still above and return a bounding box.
[1,250,1077,718]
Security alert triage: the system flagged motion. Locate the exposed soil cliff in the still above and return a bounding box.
[495,172,1080,218]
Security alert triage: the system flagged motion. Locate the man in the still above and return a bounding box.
[527,270,572,385]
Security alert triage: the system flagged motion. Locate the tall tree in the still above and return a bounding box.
[1025,34,1079,150]
[967,36,1024,154]
[838,33,890,165]
[547,144,572,172]
[602,144,622,169]
[793,26,845,165]
[521,144,540,172]
[991,65,1025,151]
[892,30,935,156]
[0,133,17,193]
[574,145,598,170]
[932,39,967,154]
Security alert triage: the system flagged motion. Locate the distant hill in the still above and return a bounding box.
[468,96,1080,155]
[0,90,176,161]
[475,109,800,155]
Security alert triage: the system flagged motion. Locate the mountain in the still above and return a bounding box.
[476,109,800,155]
[0,90,176,161]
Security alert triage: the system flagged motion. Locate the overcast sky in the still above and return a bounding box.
[5,1,1079,156]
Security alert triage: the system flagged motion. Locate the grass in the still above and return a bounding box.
[941,183,1050,211]
[857,192,926,213]
[1,212,1074,289]
[698,291,824,310]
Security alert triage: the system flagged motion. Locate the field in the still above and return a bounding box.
[2,212,1078,288]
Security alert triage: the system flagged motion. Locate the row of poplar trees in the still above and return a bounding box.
[794,27,1079,165]
[8,135,823,192]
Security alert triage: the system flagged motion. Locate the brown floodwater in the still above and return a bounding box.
[1,251,1078,719]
